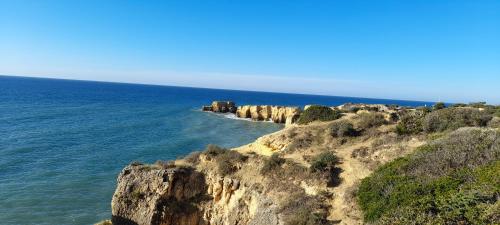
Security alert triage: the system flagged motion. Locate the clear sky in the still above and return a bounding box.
[1,0,499,103]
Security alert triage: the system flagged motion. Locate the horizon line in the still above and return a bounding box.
[0,74,452,105]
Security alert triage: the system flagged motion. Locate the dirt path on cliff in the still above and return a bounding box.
[328,141,372,224]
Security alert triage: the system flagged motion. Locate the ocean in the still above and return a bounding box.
[0,76,434,225]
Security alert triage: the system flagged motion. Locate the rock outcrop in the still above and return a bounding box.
[111,165,207,225]
[236,105,301,125]
[202,101,237,113]
[202,101,302,125]
[111,162,280,225]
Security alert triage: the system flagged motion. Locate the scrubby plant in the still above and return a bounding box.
[396,107,493,135]
[422,107,492,133]
[468,102,487,108]
[260,154,286,175]
[357,128,500,224]
[330,120,357,137]
[310,152,340,172]
[388,112,399,122]
[203,144,248,176]
[280,192,329,225]
[204,144,226,157]
[155,160,176,169]
[489,117,500,128]
[310,152,342,187]
[297,105,342,124]
[183,151,202,164]
[433,102,446,110]
[358,112,386,129]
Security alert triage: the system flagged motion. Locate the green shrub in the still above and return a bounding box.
[489,117,500,128]
[284,207,326,225]
[468,102,487,108]
[407,127,499,177]
[310,152,340,172]
[330,120,357,137]
[203,144,248,176]
[280,193,328,225]
[297,105,342,124]
[260,154,286,175]
[388,112,399,122]
[357,128,500,224]
[358,112,386,129]
[204,144,226,157]
[433,102,446,110]
[396,111,426,135]
[422,108,492,133]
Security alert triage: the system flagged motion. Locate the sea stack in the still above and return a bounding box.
[202,101,237,113]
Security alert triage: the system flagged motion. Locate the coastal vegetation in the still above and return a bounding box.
[396,106,493,135]
[204,144,248,176]
[297,105,342,124]
[357,128,499,224]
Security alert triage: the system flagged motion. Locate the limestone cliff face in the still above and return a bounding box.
[111,165,207,225]
[111,162,280,225]
[202,101,237,113]
[236,105,301,125]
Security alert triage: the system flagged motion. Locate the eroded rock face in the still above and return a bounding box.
[111,165,207,225]
[236,105,301,125]
[211,101,237,113]
[111,164,280,225]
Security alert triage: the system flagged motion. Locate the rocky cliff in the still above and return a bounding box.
[236,105,301,125]
[111,155,284,225]
[107,106,438,225]
[202,101,302,125]
[202,101,237,113]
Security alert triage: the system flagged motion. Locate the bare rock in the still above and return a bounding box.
[111,164,207,225]
[211,101,237,113]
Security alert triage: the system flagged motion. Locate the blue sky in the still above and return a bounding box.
[1,0,499,103]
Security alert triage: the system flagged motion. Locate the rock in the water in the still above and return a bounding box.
[201,106,213,111]
[211,101,237,113]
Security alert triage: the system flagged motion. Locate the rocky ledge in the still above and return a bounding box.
[203,101,301,125]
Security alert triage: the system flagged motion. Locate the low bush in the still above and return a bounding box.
[203,144,248,176]
[204,144,226,157]
[422,107,492,133]
[310,152,342,187]
[260,154,286,175]
[396,107,493,135]
[310,152,340,172]
[280,192,328,225]
[433,102,446,110]
[183,151,202,164]
[297,105,342,124]
[395,113,420,134]
[358,113,386,129]
[155,160,176,169]
[330,120,357,137]
[489,117,500,128]
[357,128,500,224]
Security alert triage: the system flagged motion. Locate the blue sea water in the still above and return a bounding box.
[0,76,434,225]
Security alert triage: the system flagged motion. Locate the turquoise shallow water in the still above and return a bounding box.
[0,76,433,225]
